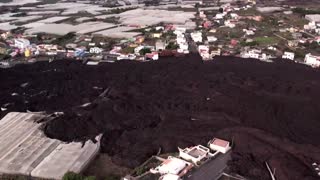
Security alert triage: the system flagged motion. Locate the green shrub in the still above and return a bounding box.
[105,174,121,180]
[63,172,96,180]
[292,8,320,15]
[166,42,179,50]
[139,48,151,55]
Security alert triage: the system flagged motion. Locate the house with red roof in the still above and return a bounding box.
[208,138,231,154]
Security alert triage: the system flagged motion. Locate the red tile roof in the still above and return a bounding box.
[212,138,229,148]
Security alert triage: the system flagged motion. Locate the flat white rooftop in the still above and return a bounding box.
[37,16,70,23]
[0,112,100,180]
[305,14,320,22]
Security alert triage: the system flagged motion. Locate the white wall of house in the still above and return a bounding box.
[282,52,295,60]
[14,38,30,49]
[305,53,320,67]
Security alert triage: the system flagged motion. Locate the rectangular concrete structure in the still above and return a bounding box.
[0,112,100,180]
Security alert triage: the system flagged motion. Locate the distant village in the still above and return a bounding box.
[0,0,320,68]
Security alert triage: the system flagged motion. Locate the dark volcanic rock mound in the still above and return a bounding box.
[0,55,320,180]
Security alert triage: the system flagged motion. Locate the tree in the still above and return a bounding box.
[139,48,151,55]
[62,172,96,180]
[52,32,76,46]
[195,3,200,8]
[121,47,135,54]
[105,175,121,180]
[166,42,179,50]
[11,12,27,17]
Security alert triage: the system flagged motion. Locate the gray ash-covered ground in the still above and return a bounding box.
[0,55,320,180]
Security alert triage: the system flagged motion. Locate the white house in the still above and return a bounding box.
[150,156,192,175]
[90,47,103,54]
[282,51,295,60]
[230,13,239,19]
[155,26,164,31]
[242,49,261,59]
[243,29,255,36]
[305,14,320,23]
[207,36,217,42]
[199,11,206,18]
[176,34,187,44]
[215,13,224,19]
[179,42,188,50]
[241,49,271,61]
[176,33,189,54]
[14,38,30,49]
[145,52,159,60]
[198,45,210,60]
[305,53,320,67]
[304,22,317,30]
[134,45,154,55]
[117,54,136,60]
[174,27,186,35]
[208,138,231,154]
[191,32,202,43]
[225,20,236,28]
[211,48,221,57]
[178,145,210,164]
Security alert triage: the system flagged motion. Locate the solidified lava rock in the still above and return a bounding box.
[1,55,320,180]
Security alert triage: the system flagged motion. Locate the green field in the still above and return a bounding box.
[254,36,279,45]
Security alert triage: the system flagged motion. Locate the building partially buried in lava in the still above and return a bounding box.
[208,138,231,154]
[123,138,232,180]
[178,145,212,165]
[150,156,193,178]
[0,112,101,180]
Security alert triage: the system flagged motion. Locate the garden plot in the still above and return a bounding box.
[0,23,17,31]
[37,2,107,15]
[118,9,195,26]
[75,22,117,34]
[93,26,141,38]
[13,15,42,23]
[27,11,61,15]
[0,13,42,24]
[25,23,76,35]
[0,13,20,22]
[24,21,117,35]
[37,16,70,23]
[0,0,39,6]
